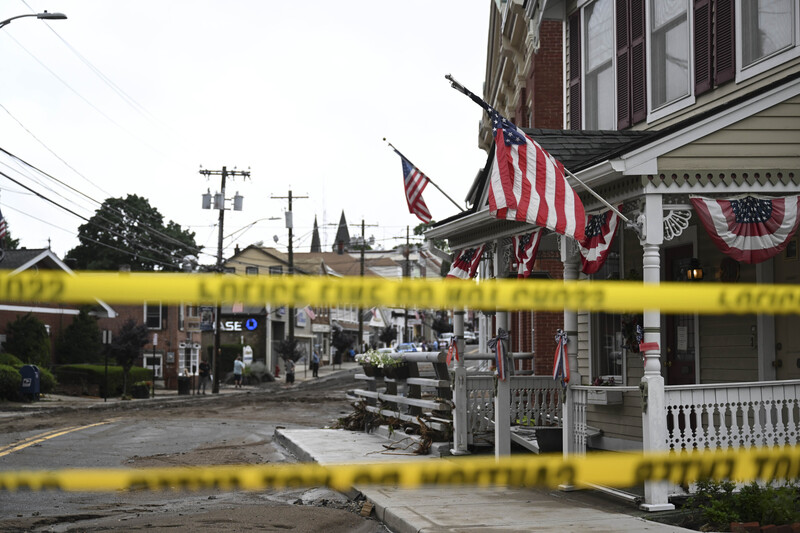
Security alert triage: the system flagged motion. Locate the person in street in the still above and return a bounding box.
[233,356,245,389]
[311,348,320,378]
[285,357,295,384]
[198,358,211,394]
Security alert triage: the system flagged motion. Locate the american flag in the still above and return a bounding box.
[690,195,800,264]
[512,229,543,278]
[447,80,585,241]
[446,244,486,280]
[578,208,621,274]
[394,149,432,224]
[304,306,316,320]
[0,207,7,240]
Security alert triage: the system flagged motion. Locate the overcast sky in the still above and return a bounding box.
[0,1,490,265]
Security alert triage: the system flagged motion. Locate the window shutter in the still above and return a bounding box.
[616,0,631,129]
[714,0,735,85]
[630,0,647,124]
[694,0,713,95]
[569,10,582,130]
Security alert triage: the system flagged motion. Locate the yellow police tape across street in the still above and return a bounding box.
[0,446,798,492]
[2,271,800,314]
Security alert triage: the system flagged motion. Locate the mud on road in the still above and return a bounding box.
[0,371,390,533]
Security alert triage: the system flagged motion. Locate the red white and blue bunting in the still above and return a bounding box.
[446,244,486,279]
[690,195,800,264]
[488,328,510,381]
[578,208,621,275]
[552,329,570,384]
[512,229,544,278]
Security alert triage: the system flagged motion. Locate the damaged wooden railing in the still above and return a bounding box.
[349,351,453,434]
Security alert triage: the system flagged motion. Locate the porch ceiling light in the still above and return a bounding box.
[685,258,704,281]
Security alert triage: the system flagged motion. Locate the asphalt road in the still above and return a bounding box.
[0,369,389,533]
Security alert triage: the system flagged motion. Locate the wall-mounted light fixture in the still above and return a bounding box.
[685,258,704,281]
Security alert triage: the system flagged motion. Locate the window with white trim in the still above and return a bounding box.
[584,0,615,129]
[650,0,690,109]
[742,0,795,67]
[145,302,163,329]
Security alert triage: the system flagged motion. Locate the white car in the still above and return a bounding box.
[438,333,454,347]
[464,331,477,344]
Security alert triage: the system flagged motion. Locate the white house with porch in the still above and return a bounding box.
[427,0,800,511]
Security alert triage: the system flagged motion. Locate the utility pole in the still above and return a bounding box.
[271,190,308,357]
[353,219,378,352]
[404,225,410,343]
[200,165,249,394]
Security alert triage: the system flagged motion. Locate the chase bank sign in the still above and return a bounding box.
[220,318,259,332]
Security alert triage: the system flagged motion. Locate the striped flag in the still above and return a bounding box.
[512,229,543,278]
[447,80,585,241]
[0,207,7,240]
[304,306,316,320]
[690,195,800,264]
[395,149,432,224]
[446,244,486,280]
[578,208,621,274]
[553,329,570,383]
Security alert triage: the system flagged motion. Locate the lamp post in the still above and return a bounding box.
[0,11,67,29]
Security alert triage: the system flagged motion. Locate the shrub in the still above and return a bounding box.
[38,367,57,394]
[0,353,23,367]
[0,364,22,401]
[54,364,151,397]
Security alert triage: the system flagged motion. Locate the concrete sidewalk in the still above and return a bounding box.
[276,428,694,532]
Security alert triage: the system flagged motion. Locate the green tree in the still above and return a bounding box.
[1,230,20,250]
[414,221,448,252]
[430,311,452,335]
[56,307,103,364]
[378,326,397,347]
[275,338,302,362]
[3,313,50,367]
[331,328,354,362]
[109,318,148,397]
[65,194,199,271]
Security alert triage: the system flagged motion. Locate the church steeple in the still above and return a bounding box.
[310,216,321,253]
[333,211,350,254]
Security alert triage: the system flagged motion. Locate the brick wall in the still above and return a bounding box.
[528,19,564,129]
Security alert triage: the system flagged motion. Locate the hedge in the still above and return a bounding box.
[0,365,22,401]
[0,353,56,396]
[53,364,152,397]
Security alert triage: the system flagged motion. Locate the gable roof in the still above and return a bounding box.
[0,248,74,274]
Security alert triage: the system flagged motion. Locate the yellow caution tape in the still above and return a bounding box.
[0,446,797,492]
[1,271,799,314]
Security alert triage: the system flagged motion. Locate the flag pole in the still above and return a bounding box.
[445,73,639,232]
[384,138,465,213]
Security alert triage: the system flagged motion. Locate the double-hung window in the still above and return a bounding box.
[145,302,163,330]
[650,0,690,111]
[738,0,798,79]
[584,0,615,129]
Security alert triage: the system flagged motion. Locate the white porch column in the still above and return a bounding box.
[495,308,511,458]
[560,237,581,458]
[451,309,470,455]
[640,193,675,512]
[493,240,511,458]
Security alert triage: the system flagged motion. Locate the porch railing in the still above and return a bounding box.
[664,380,800,451]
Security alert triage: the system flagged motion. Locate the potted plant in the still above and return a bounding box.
[131,380,151,399]
[382,354,409,380]
[356,350,383,377]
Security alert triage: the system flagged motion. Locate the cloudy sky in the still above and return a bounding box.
[0,1,490,265]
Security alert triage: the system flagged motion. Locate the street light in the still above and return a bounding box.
[0,11,67,30]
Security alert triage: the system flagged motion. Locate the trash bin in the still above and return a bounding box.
[20,365,40,401]
[177,376,191,395]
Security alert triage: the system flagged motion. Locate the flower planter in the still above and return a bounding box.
[587,389,623,405]
[383,364,409,380]
[361,365,383,378]
[132,385,150,399]
[535,427,562,453]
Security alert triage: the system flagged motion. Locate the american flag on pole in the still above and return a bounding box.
[446,79,585,241]
[0,207,7,240]
[446,244,486,280]
[304,306,316,320]
[690,195,800,264]
[578,208,621,274]
[394,149,432,224]
[512,229,543,278]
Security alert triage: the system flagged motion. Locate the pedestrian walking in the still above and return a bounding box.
[233,356,245,389]
[311,349,320,378]
[198,359,211,394]
[285,357,295,384]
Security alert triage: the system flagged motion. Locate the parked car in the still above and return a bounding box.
[464,331,478,344]
[377,347,395,354]
[395,343,417,353]
[438,333,454,347]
